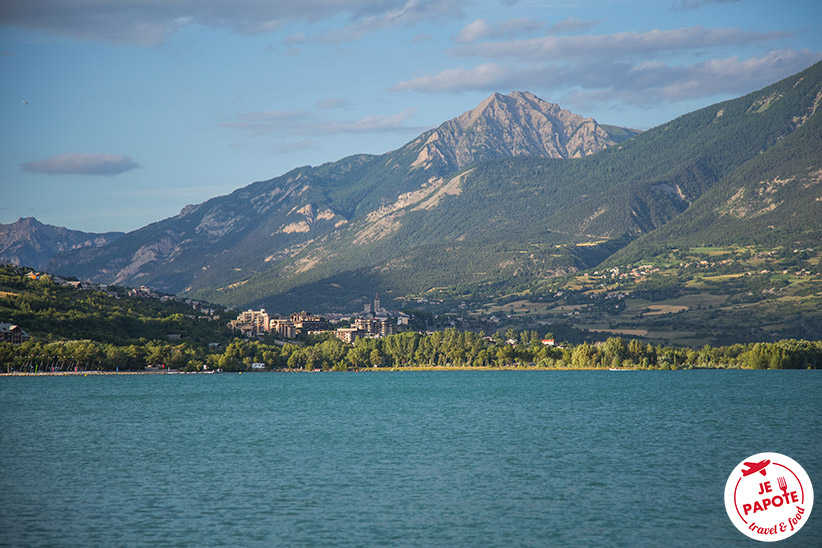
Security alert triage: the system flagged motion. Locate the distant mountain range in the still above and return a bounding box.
[0,217,123,270]
[37,61,822,313]
[41,90,637,302]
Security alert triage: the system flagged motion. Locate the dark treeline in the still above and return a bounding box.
[3,330,821,372]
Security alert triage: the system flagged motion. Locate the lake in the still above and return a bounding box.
[1,370,820,547]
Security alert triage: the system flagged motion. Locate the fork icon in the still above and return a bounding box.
[778,476,789,497]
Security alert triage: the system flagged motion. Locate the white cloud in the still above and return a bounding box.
[451,26,791,60]
[455,17,544,44]
[318,0,462,43]
[639,49,822,101]
[390,50,822,104]
[392,63,514,92]
[546,17,601,35]
[454,16,596,44]
[270,140,320,154]
[549,49,822,104]
[22,153,141,176]
[0,0,464,45]
[223,108,422,135]
[316,98,353,110]
[283,32,307,46]
[328,108,419,133]
[222,111,306,136]
[224,108,425,157]
[454,19,489,44]
[393,21,820,109]
[671,0,740,11]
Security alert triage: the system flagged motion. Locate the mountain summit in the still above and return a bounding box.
[46,91,633,295]
[44,60,822,313]
[406,91,633,172]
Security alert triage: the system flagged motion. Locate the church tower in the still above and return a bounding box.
[374,292,380,312]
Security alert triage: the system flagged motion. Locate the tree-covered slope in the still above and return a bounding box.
[0,264,231,345]
[198,61,822,311]
[609,97,822,264]
[47,92,633,298]
[45,62,822,313]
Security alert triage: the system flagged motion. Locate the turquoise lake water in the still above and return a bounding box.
[1,370,820,547]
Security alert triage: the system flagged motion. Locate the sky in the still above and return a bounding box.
[1,0,821,234]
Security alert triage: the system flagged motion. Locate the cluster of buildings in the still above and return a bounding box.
[334,317,397,343]
[228,293,410,343]
[228,309,330,340]
[0,322,30,345]
[592,264,661,281]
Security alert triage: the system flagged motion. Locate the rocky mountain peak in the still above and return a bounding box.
[409,91,619,172]
[457,91,561,130]
[12,217,42,231]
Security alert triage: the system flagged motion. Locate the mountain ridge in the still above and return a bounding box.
[43,62,822,316]
[0,217,124,270]
[199,60,821,311]
[46,92,636,295]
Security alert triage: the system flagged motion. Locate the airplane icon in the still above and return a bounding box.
[742,459,770,477]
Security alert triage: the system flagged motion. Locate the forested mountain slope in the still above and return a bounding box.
[610,94,822,264]
[197,61,822,311]
[45,62,822,313]
[46,92,632,300]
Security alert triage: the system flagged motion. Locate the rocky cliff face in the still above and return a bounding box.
[0,217,124,270]
[407,91,619,172]
[45,91,638,298]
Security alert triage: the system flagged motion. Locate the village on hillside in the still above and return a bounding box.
[228,293,412,344]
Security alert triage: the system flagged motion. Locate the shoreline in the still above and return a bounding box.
[0,367,612,376]
[0,365,765,376]
[0,370,216,376]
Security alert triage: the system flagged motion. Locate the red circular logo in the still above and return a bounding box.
[725,452,814,542]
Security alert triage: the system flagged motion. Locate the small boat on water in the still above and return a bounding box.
[608,367,634,371]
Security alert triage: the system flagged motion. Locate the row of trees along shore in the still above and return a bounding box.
[2,330,821,372]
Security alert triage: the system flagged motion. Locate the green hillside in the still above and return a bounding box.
[198,61,822,316]
[45,91,636,305]
[3,264,820,370]
[0,265,232,346]
[43,60,822,348]
[611,99,822,261]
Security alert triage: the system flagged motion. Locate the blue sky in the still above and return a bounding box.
[2,0,820,233]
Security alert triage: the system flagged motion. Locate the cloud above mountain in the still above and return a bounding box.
[0,0,464,45]
[448,26,789,60]
[315,0,461,43]
[671,0,740,11]
[223,108,422,137]
[455,17,546,44]
[393,23,822,109]
[455,16,600,44]
[394,49,821,99]
[22,154,141,176]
